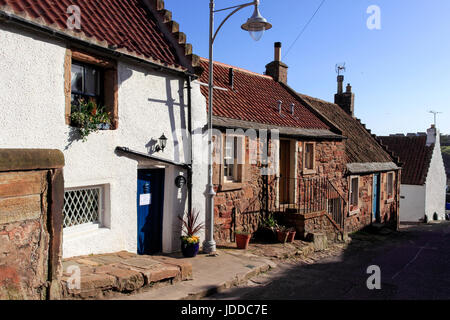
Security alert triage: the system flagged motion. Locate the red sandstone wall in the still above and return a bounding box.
[0,150,64,300]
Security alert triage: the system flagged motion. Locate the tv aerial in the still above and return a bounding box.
[335,63,346,76]
[428,110,442,126]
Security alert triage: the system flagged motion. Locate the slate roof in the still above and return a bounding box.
[296,94,395,165]
[198,58,332,131]
[0,0,199,72]
[378,135,433,185]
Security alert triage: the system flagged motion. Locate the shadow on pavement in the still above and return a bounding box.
[209,222,450,300]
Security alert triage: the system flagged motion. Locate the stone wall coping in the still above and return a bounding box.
[0,149,65,172]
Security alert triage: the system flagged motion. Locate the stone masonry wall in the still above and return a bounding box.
[212,133,400,241]
[213,135,276,242]
[0,149,64,300]
[213,136,348,242]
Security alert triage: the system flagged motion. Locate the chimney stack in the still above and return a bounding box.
[426,124,438,146]
[265,42,288,84]
[334,75,355,117]
[337,75,344,94]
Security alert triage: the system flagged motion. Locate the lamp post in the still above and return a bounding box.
[203,0,272,254]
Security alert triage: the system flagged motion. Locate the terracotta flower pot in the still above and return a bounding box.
[276,230,289,243]
[236,233,252,249]
[287,231,296,243]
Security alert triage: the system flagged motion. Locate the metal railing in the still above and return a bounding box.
[272,176,346,231]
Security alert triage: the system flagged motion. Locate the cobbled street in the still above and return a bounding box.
[207,222,450,300]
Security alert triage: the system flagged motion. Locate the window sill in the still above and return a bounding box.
[68,123,117,131]
[303,169,316,175]
[349,208,360,216]
[63,223,109,240]
[219,182,243,192]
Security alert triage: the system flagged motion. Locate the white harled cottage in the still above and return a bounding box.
[0,0,207,257]
[380,125,447,222]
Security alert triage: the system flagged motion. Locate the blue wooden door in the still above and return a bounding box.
[372,174,380,221]
[137,169,165,255]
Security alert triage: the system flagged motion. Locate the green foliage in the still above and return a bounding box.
[441,134,450,146]
[71,99,111,142]
[178,209,204,238]
[260,214,278,229]
[441,145,450,155]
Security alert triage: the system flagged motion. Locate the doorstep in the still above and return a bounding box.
[61,251,192,299]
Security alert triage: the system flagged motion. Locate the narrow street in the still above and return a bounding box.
[207,222,450,300]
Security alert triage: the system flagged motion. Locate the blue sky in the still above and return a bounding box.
[164,0,450,135]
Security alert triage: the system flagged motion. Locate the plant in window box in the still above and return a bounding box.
[70,99,111,142]
[178,209,204,258]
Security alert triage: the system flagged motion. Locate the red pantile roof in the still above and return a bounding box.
[297,94,395,164]
[0,0,197,71]
[378,135,433,185]
[198,58,330,130]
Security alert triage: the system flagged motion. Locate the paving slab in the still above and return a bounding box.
[61,251,189,299]
[113,250,276,300]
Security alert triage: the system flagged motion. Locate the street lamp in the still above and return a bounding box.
[203,0,272,254]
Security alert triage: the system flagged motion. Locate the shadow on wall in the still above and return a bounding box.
[209,223,450,300]
[146,77,190,163]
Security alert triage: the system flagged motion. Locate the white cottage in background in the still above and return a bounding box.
[380,125,447,222]
[0,0,207,257]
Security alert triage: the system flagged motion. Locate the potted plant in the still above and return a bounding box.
[256,214,278,242]
[235,230,252,250]
[276,225,289,243]
[70,99,111,142]
[286,227,296,243]
[178,209,204,258]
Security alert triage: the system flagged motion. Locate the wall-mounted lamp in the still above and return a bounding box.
[155,133,168,152]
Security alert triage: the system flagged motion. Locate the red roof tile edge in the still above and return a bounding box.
[297,93,400,166]
[0,0,201,74]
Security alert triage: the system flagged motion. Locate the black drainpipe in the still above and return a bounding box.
[186,74,194,215]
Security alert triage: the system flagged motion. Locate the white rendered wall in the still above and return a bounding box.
[399,185,425,222]
[424,133,447,220]
[0,25,207,257]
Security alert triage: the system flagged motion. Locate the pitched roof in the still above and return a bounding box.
[296,94,394,164]
[0,0,199,72]
[378,135,433,185]
[198,58,332,131]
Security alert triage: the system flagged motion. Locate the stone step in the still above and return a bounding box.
[61,251,192,299]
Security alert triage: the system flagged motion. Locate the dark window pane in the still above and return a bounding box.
[71,64,83,93]
[84,65,100,96]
